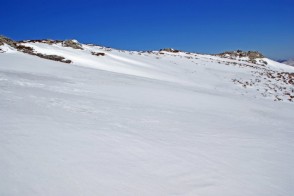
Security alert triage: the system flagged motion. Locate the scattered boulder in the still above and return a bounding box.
[91,52,105,56]
[62,40,83,50]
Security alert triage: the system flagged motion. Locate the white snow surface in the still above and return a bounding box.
[0,42,294,196]
[0,44,16,53]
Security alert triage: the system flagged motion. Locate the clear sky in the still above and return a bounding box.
[1,0,294,59]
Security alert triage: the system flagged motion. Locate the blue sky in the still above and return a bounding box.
[1,0,294,59]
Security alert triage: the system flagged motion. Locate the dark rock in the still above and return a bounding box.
[19,39,64,45]
[15,45,35,53]
[160,48,181,53]
[35,54,72,63]
[91,52,105,56]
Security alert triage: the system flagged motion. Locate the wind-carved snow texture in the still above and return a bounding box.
[0,40,294,196]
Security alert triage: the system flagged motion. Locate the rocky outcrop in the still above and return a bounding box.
[62,40,83,50]
[0,35,17,47]
[217,50,264,59]
[247,51,264,59]
[216,50,266,65]
[160,48,181,53]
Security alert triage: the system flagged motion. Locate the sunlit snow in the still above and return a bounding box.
[1,42,294,196]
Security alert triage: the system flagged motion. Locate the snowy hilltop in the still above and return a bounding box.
[1,35,294,196]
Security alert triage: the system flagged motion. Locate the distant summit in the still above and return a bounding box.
[279,59,294,67]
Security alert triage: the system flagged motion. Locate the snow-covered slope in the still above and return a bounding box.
[1,39,294,196]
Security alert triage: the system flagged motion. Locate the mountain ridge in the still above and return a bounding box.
[1,35,293,103]
[0,35,269,64]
